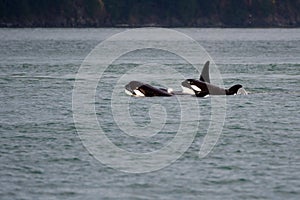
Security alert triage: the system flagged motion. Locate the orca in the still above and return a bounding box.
[125,81,173,97]
[182,79,243,97]
[181,61,245,97]
[181,61,211,95]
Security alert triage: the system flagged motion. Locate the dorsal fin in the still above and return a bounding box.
[199,61,210,83]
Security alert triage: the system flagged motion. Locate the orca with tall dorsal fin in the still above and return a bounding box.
[182,79,243,97]
[181,61,211,94]
[181,61,245,97]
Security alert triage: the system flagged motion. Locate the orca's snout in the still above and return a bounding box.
[125,83,133,92]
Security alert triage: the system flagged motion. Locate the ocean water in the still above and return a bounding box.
[0,28,300,200]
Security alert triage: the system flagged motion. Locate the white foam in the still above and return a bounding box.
[237,88,248,95]
[167,88,174,94]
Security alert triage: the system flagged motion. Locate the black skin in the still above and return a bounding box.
[125,81,172,97]
[182,79,243,97]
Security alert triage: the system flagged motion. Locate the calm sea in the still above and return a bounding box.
[0,28,299,200]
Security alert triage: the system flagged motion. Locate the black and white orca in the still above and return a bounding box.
[125,81,173,97]
[181,61,245,97]
[181,61,211,95]
[182,79,243,97]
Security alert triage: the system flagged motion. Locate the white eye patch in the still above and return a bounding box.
[133,89,145,97]
[191,85,201,92]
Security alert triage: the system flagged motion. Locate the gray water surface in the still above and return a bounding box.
[0,28,300,200]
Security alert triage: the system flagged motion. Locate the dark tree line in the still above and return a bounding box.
[0,0,103,26]
[0,0,299,27]
[103,0,299,26]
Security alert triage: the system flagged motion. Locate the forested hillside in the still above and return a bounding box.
[0,0,299,27]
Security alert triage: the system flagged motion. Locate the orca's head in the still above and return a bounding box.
[125,82,133,92]
[181,79,196,89]
[227,84,243,95]
[125,81,145,96]
[181,79,201,94]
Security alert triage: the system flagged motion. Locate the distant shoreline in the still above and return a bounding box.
[1,24,299,28]
[1,0,299,29]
